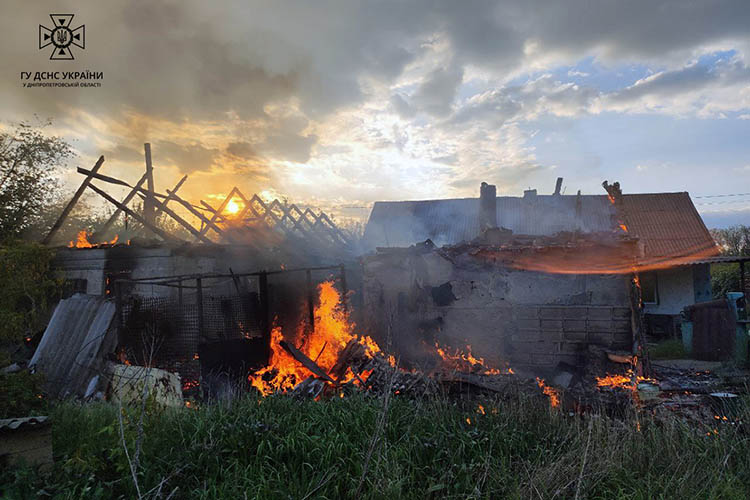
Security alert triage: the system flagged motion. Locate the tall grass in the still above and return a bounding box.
[2,392,749,499]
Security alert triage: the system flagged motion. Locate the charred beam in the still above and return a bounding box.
[279,340,335,383]
[90,172,148,243]
[86,182,180,243]
[43,156,105,245]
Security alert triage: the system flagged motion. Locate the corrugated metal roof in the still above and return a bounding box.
[30,294,116,399]
[363,191,718,263]
[363,194,615,249]
[621,193,719,260]
[0,416,49,432]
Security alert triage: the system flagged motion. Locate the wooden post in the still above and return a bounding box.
[90,173,148,243]
[86,183,179,243]
[340,264,348,312]
[196,278,204,339]
[306,269,315,331]
[258,272,271,363]
[740,261,746,296]
[143,143,156,226]
[42,156,105,245]
[115,280,126,349]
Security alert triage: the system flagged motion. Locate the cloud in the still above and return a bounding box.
[155,141,220,174]
[2,0,750,211]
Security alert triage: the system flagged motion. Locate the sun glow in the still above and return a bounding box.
[225,199,240,215]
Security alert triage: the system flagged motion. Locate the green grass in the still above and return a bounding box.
[649,339,688,360]
[2,392,749,499]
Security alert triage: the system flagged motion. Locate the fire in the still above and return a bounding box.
[68,230,119,248]
[596,373,633,388]
[433,342,506,375]
[248,280,382,396]
[536,378,560,408]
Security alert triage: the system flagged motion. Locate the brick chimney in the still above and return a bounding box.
[479,182,497,230]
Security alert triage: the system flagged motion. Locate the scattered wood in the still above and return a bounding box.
[279,340,336,383]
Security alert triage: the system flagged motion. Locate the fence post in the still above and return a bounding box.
[306,269,315,331]
[115,280,124,344]
[340,264,348,312]
[258,271,271,363]
[196,278,204,339]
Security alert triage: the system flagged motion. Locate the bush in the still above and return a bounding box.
[0,371,48,418]
[0,240,61,346]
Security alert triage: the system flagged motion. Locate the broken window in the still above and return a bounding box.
[640,272,658,304]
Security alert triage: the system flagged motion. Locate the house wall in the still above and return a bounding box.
[362,249,632,370]
[643,266,705,315]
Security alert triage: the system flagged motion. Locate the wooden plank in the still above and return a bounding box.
[86,183,179,243]
[90,172,148,243]
[143,143,156,226]
[42,156,105,245]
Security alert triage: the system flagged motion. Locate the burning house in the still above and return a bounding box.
[360,179,721,373]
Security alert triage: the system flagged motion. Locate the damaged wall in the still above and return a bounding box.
[362,244,632,370]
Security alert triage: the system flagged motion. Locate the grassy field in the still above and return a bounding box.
[2,391,749,499]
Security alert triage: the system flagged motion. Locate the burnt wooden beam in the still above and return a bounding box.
[153,174,188,219]
[90,172,148,243]
[43,156,105,245]
[143,143,156,226]
[86,182,180,243]
[166,192,224,237]
[279,340,335,383]
[136,191,212,244]
[197,187,239,238]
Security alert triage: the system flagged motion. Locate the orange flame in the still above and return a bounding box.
[68,230,119,248]
[536,377,560,408]
[248,280,382,396]
[433,342,510,375]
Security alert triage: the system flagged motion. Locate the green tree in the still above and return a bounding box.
[0,241,61,348]
[710,225,750,298]
[0,121,74,242]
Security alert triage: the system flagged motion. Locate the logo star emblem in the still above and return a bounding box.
[39,14,85,60]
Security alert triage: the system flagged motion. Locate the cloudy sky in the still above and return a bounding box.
[2,0,750,227]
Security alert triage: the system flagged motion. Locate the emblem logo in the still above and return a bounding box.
[39,14,85,60]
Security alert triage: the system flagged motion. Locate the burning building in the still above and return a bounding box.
[361,179,720,372]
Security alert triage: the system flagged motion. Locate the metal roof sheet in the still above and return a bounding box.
[621,193,718,260]
[0,416,49,432]
[29,294,116,399]
[363,194,615,249]
[363,191,718,263]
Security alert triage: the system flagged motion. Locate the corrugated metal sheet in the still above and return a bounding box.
[0,416,49,432]
[363,194,615,249]
[363,191,718,263]
[30,294,116,399]
[621,193,718,259]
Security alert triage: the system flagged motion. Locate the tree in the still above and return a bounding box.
[709,225,750,298]
[710,225,750,256]
[0,121,74,242]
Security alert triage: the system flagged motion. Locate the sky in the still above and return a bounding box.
[2,0,750,228]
